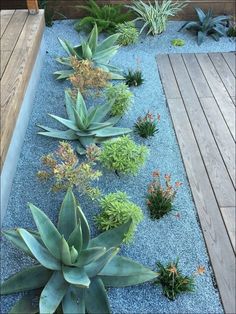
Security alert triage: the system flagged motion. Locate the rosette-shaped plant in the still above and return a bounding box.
[55,24,124,80]
[38,90,132,154]
[1,190,157,313]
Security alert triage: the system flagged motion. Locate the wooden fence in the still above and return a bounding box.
[1,0,235,20]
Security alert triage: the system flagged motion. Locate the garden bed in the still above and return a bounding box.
[1,19,234,313]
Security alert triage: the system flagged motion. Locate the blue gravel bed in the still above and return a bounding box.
[1,20,234,313]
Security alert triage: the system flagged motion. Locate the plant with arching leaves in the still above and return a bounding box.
[0,189,158,313]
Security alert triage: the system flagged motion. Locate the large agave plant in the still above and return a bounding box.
[55,23,124,80]
[179,8,230,45]
[1,189,157,313]
[38,89,132,154]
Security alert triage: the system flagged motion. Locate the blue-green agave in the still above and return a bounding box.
[38,89,132,154]
[54,23,124,80]
[1,189,158,313]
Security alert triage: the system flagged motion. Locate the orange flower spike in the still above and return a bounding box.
[152,170,160,177]
[167,265,178,275]
[157,114,161,121]
[175,181,183,188]
[196,266,206,276]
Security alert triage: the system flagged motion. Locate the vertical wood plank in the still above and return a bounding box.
[0,10,14,38]
[221,207,236,252]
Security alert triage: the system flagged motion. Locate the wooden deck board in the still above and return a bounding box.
[157,52,236,314]
[0,10,14,37]
[222,52,236,76]
[196,54,235,140]
[0,10,45,168]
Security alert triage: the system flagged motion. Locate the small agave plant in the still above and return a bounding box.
[38,89,132,154]
[1,190,158,313]
[55,23,124,80]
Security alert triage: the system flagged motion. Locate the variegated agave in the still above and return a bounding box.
[54,23,124,80]
[1,189,157,313]
[38,89,132,154]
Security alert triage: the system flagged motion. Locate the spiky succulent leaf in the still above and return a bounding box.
[37,127,78,140]
[29,203,62,259]
[62,287,85,314]
[55,24,123,80]
[1,265,51,294]
[68,224,83,254]
[62,266,90,287]
[74,247,106,267]
[85,277,111,314]
[76,205,90,249]
[85,248,119,277]
[58,189,77,240]
[9,293,39,314]
[89,220,132,249]
[61,237,72,265]
[3,229,35,257]
[40,271,68,314]
[99,255,158,287]
[18,229,61,270]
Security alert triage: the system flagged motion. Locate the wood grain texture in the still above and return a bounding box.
[222,52,236,77]
[167,97,236,314]
[209,53,235,97]
[0,10,45,168]
[169,53,235,207]
[200,97,235,187]
[156,54,181,99]
[157,53,236,314]
[196,53,235,140]
[0,10,14,37]
[221,207,236,252]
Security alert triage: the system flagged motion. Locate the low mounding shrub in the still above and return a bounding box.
[171,38,185,46]
[1,189,157,313]
[37,142,102,199]
[127,0,188,35]
[155,259,195,300]
[69,58,111,95]
[147,171,182,219]
[125,69,144,87]
[74,0,132,34]
[99,136,149,175]
[96,191,144,243]
[179,8,230,45]
[134,112,160,138]
[105,83,133,116]
[116,22,139,46]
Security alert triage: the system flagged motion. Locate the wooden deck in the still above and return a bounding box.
[157,52,235,314]
[0,9,45,168]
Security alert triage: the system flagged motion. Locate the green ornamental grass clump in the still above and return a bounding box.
[155,259,195,300]
[125,69,144,87]
[134,112,160,138]
[171,38,185,46]
[99,136,149,175]
[147,171,182,219]
[105,83,133,116]
[96,191,144,243]
[116,22,139,46]
[0,190,157,313]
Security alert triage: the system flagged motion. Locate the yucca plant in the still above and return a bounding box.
[38,90,132,154]
[74,0,132,34]
[0,189,158,313]
[179,8,230,45]
[127,0,188,35]
[54,24,124,80]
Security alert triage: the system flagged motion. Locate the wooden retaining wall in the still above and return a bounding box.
[1,1,235,20]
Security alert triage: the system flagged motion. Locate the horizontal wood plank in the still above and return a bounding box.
[0,10,45,168]
[221,207,236,252]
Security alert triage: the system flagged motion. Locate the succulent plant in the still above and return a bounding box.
[179,8,230,45]
[171,38,185,46]
[1,189,158,313]
[54,24,124,80]
[134,112,160,138]
[127,0,188,36]
[116,22,139,46]
[125,69,144,87]
[74,0,132,34]
[38,90,132,154]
